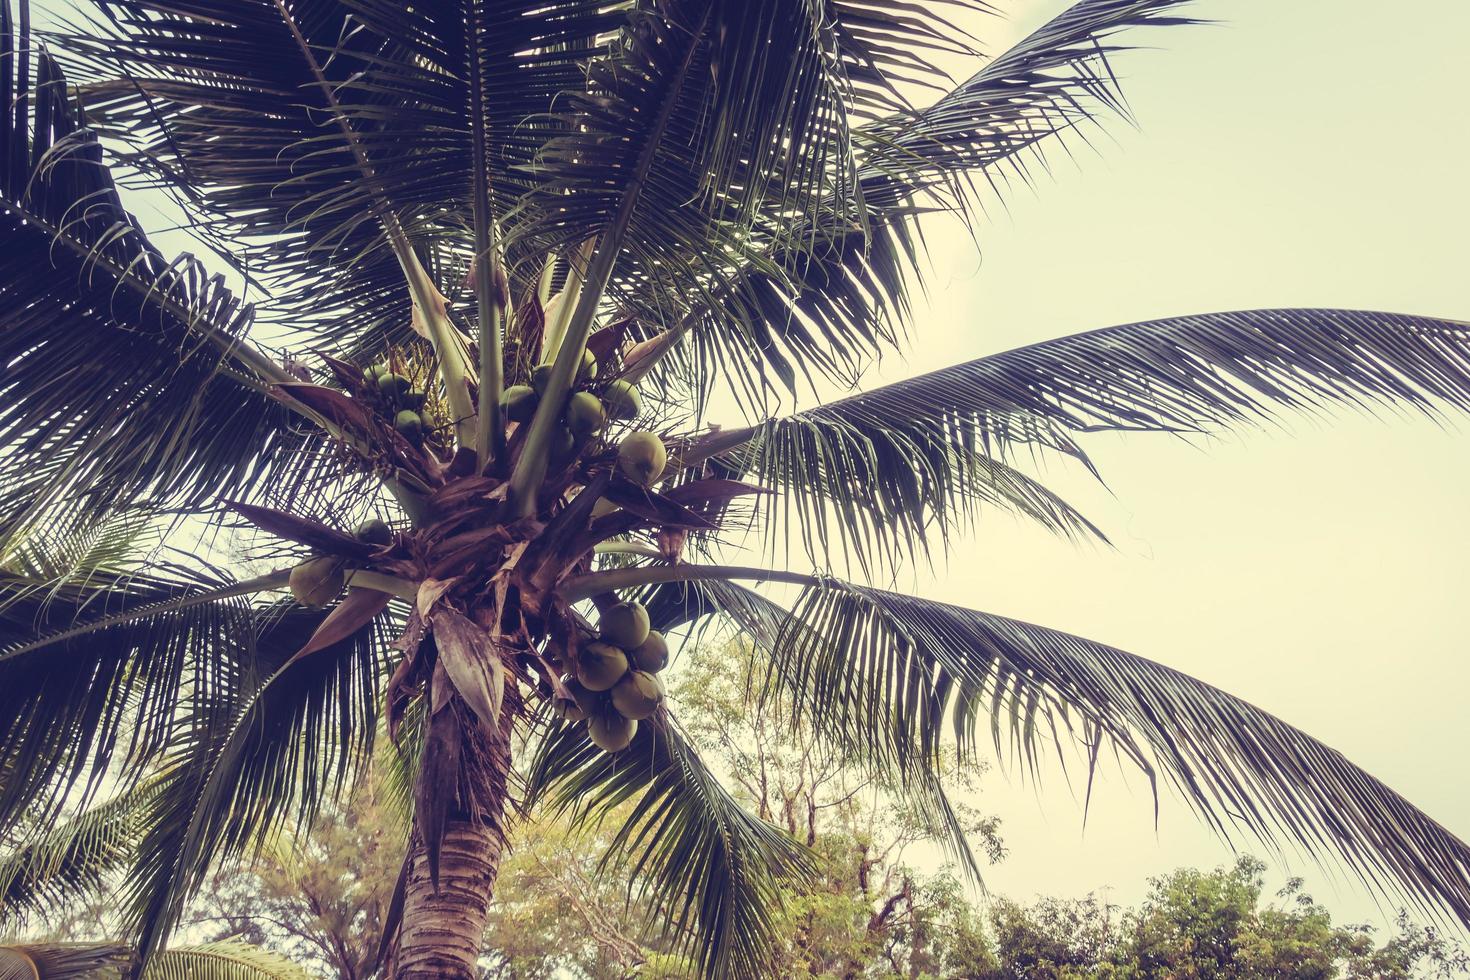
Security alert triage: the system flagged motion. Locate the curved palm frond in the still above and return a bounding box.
[708,308,1470,568]
[0,942,130,979]
[0,774,155,922]
[0,561,261,834]
[122,600,389,962]
[525,711,813,979]
[641,0,1205,413]
[0,939,313,979]
[0,9,322,541]
[646,572,1470,929]
[59,0,629,352]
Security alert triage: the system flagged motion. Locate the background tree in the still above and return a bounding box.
[3,0,1470,976]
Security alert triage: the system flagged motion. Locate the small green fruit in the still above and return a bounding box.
[364,362,388,381]
[402,387,427,409]
[587,711,637,753]
[578,348,598,381]
[394,409,424,443]
[502,384,538,424]
[531,363,554,394]
[564,678,600,715]
[378,371,411,399]
[578,641,629,692]
[566,391,606,438]
[603,379,641,421]
[555,698,586,722]
[610,670,664,721]
[289,557,345,608]
[600,601,650,650]
[630,630,668,673]
[356,519,393,546]
[617,431,666,486]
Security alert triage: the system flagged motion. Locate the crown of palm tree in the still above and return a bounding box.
[2,0,1469,977]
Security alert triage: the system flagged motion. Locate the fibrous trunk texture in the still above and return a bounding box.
[394,689,515,979]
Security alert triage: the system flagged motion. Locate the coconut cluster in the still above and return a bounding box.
[502,355,666,485]
[559,599,669,752]
[363,361,432,446]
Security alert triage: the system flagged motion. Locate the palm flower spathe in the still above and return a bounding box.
[1,1,1470,978]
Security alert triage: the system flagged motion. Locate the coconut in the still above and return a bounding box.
[587,711,637,753]
[531,363,554,395]
[402,387,427,409]
[364,362,388,382]
[578,348,598,381]
[617,431,666,486]
[566,391,606,438]
[602,379,641,421]
[554,697,586,722]
[600,601,650,650]
[377,371,412,399]
[502,384,538,423]
[394,409,424,443]
[564,677,601,716]
[630,630,669,673]
[610,670,663,720]
[289,557,345,608]
[355,519,393,546]
[578,641,629,691]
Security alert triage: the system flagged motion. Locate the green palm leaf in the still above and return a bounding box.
[526,711,813,979]
[0,939,314,979]
[635,571,1470,929]
[0,10,316,540]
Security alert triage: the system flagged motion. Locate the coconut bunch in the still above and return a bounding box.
[236,298,767,780]
[557,599,670,752]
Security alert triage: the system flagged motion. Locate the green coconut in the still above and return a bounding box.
[377,371,412,400]
[578,348,598,381]
[600,601,650,650]
[587,711,637,753]
[531,363,554,394]
[289,557,345,608]
[617,431,666,486]
[610,670,664,721]
[355,519,393,546]
[578,641,629,692]
[564,677,601,715]
[602,379,641,421]
[394,409,424,443]
[630,630,669,673]
[555,697,586,722]
[364,362,388,382]
[566,391,606,438]
[502,384,538,423]
[402,387,427,409]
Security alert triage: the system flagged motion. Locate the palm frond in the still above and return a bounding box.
[0,775,155,922]
[122,600,388,961]
[525,712,813,979]
[858,0,1205,210]
[734,578,1470,928]
[0,9,317,539]
[0,942,130,979]
[60,0,628,352]
[0,940,313,979]
[142,939,315,980]
[0,562,260,834]
[803,309,1470,466]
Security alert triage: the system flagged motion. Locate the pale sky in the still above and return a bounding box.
[863,0,1470,931]
[41,0,1468,943]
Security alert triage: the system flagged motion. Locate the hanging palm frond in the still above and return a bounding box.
[0,6,318,541]
[641,571,1470,928]
[525,711,813,979]
[0,942,130,979]
[0,938,314,979]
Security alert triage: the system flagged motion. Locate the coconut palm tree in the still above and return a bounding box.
[2,0,1469,976]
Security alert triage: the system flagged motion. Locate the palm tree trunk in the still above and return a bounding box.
[395,816,505,978]
[394,683,517,979]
